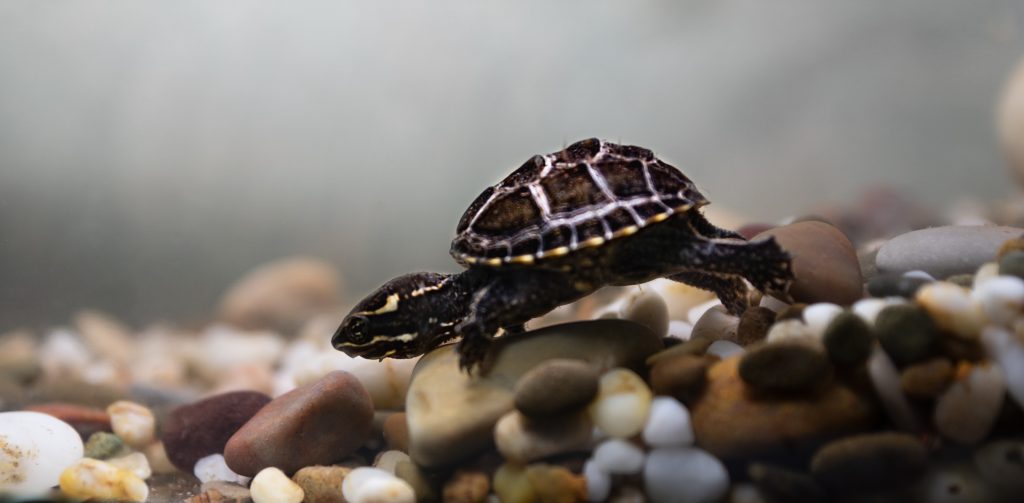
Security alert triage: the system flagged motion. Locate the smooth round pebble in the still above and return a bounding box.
[706,339,743,359]
[494,463,536,503]
[494,411,592,463]
[765,319,814,343]
[688,299,723,325]
[754,221,864,306]
[810,432,927,494]
[644,447,728,503]
[874,304,938,365]
[876,226,1024,278]
[84,431,126,460]
[106,400,155,448]
[867,273,931,298]
[621,289,670,337]
[736,306,775,345]
[690,306,739,342]
[292,465,351,503]
[374,450,411,474]
[974,439,1024,494]
[524,464,587,502]
[583,460,610,502]
[107,452,152,480]
[592,438,645,474]
[342,467,415,503]
[59,458,148,502]
[917,464,992,503]
[162,390,271,472]
[972,275,1024,326]
[667,320,693,340]
[916,282,985,340]
[935,363,1006,445]
[194,453,250,486]
[900,358,954,399]
[649,353,710,404]
[641,396,693,447]
[0,411,85,497]
[981,327,1024,409]
[822,310,874,367]
[851,297,903,326]
[867,348,919,431]
[802,303,843,338]
[998,250,1024,279]
[250,467,304,503]
[589,368,652,438]
[739,341,830,394]
[514,359,599,418]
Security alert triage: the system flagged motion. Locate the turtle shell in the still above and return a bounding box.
[451,138,709,267]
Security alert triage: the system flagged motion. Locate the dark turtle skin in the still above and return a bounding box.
[334,138,793,373]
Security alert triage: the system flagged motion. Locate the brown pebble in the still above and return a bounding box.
[810,432,927,494]
[383,412,410,452]
[162,390,271,473]
[754,222,864,306]
[776,303,807,322]
[514,359,599,418]
[442,470,490,503]
[292,465,350,503]
[941,336,986,362]
[650,353,711,404]
[739,341,832,394]
[24,402,111,438]
[900,358,954,399]
[646,338,713,366]
[737,307,775,345]
[525,464,587,503]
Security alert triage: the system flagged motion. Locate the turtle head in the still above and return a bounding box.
[332,272,465,360]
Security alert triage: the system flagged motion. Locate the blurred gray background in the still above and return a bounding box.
[1,0,1022,330]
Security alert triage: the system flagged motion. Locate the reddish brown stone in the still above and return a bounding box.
[161,390,271,472]
[24,402,111,438]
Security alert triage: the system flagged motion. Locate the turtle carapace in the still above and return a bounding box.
[333,138,793,372]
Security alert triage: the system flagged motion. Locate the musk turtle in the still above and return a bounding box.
[334,138,793,371]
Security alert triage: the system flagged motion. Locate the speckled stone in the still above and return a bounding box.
[162,391,271,473]
[900,358,954,399]
[84,432,126,460]
[753,221,864,306]
[999,250,1024,280]
[514,359,599,418]
[876,226,1024,278]
[822,311,874,368]
[292,466,350,503]
[810,432,927,494]
[738,341,831,394]
[736,307,775,346]
[874,305,938,366]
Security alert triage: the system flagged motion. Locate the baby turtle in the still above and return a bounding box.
[334,138,793,372]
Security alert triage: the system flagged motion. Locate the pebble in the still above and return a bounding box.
[998,250,1024,279]
[84,431,126,460]
[250,467,304,503]
[935,363,1006,444]
[946,273,976,287]
[748,463,825,503]
[972,275,1024,326]
[646,278,717,322]
[225,370,373,476]
[981,326,1024,409]
[641,396,694,447]
[188,325,285,384]
[874,304,938,365]
[193,481,252,502]
[753,221,864,305]
[583,460,610,502]
[218,256,341,333]
[620,289,670,337]
[0,330,41,384]
[194,453,251,486]
[736,307,774,345]
[162,390,271,472]
[649,353,711,404]
[406,320,661,467]
[644,447,729,503]
[999,57,1024,183]
[690,305,739,342]
[822,310,874,367]
[975,261,1001,287]
[810,432,927,494]
[144,441,178,475]
[691,356,876,459]
[383,412,410,452]
[106,400,155,448]
[592,438,645,474]
[738,340,831,394]
[802,303,843,338]
[758,294,790,313]
[916,282,987,340]
[341,467,415,503]
[514,359,599,418]
[867,348,920,431]
[867,272,931,298]
[24,402,112,439]
[900,358,954,399]
[764,319,814,343]
[688,299,723,325]
[917,463,993,503]
[290,352,418,411]
[706,340,744,359]
[851,297,902,326]
[589,368,653,438]
[394,460,438,503]
[493,463,535,503]
[374,449,411,474]
[0,411,84,497]
[524,464,587,502]
[494,411,593,463]
[667,320,693,340]
[974,439,1024,494]
[442,470,489,503]
[73,309,136,366]
[107,452,152,480]
[292,465,351,503]
[876,226,1024,278]
[59,458,148,502]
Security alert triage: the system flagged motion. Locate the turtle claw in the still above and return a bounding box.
[455,328,493,376]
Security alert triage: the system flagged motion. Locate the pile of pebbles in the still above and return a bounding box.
[3,215,1024,502]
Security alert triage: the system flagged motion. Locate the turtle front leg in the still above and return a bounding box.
[678,236,794,299]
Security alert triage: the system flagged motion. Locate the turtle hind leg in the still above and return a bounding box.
[668,271,750,315]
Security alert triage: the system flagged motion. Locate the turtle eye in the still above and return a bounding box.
[345,315,370,344]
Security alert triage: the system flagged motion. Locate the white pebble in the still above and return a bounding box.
[852,297,905,326]
[935,363,1006,444]
[106,401,155,448]
[706,340,744,359]
[373,449,411,474]
[802,303,843,338]
[592,438,645,474]
[972,276,1024,326]
[59,458,148,502]
[342,467,414,503]
[667,320,693,340]
[589,368,653,438]
[0,411,84,497]
[584,459,611,502]
[867,347,919,432]
[193,454,251,486]
[250,467,304,503]
[688,299,722,325]
[644,447,729,503]
[107,452,152,480]
[765,319,813,343]
[916,282,985,339]
[982,326,1024,409]
[642,396,694,447]
[974,262,1000,288]
[621,289,670,337]
[904,270,936,281]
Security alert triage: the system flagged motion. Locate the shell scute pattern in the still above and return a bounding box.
[451,138,708,266]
